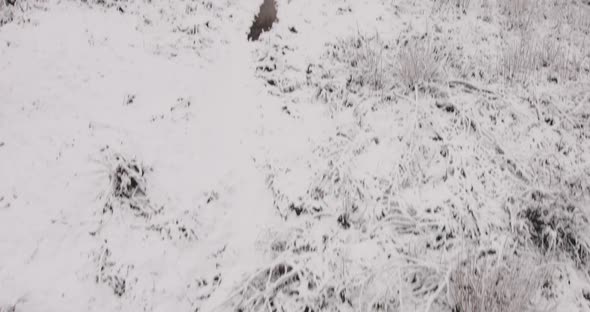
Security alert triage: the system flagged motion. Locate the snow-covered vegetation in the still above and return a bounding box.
[0,0,589,311]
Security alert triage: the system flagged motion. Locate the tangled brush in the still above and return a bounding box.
[517,190,590,269]
[98,149,160,218]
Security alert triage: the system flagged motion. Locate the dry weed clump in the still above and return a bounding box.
[518,191,590,269]
[319,32,389,96]
[449,246,552,312]
[346,33,387,91]
[397,38,447,91]
[98,149,160,218]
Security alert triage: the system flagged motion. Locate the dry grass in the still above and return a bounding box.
[479,0,494,23]
[497,0,537,31]
[499,36,539,82]
[341,32,387,91]
[449,247,552,312]
[432,0,472,14]
[397,38,446,91]
[537,36,562,70]
[97,149,159,218]
[518,191,590,269]
[499,31,588,84]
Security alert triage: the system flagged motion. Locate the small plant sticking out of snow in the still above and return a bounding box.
[397,38,446,91]
[499,36,539,83]
[449,246,552,312]
[94,244,133,297]
[99,149,159,218]
[341,32,387,91]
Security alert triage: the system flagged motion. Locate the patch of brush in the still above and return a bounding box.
[98,148,161,219]
[264,120,379,223]
[518,191,590,270]
[332,33,390,92]
[0,0,43,27]
[252,122,530,312]
[264,164,318,220]
[220,222,349,312]
[219,208,473,312]
[146,212,200,242]
[129,0,230,60]
[189,272,223,310]
[83,0,131,13]
[448,242,554,312]
[252,37,304,96]
[311,28,456,115]
[94,243,135,297]
[306,33,393,113]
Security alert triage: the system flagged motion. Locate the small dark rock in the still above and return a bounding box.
[247,0,277,41]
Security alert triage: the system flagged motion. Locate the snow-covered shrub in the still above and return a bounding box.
[99,149,159,218]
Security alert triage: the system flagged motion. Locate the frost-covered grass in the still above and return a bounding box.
[242,0,590,311]
[1,0,589,311]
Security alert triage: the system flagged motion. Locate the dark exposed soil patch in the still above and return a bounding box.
[247,0,277,41]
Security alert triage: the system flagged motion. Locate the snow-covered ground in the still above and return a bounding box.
[1,0,589,311]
